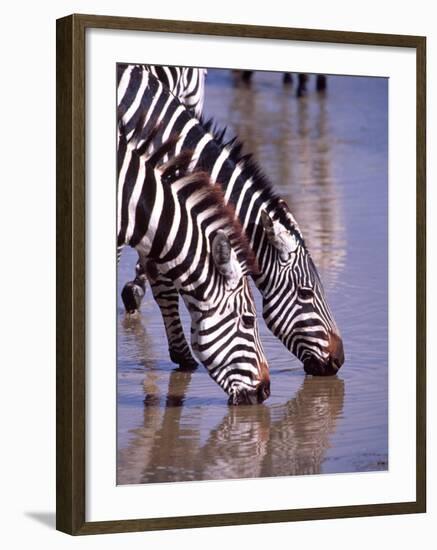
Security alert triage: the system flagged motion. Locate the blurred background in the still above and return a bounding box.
[117,69,388,484]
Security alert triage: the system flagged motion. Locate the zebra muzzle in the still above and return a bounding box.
[227,380,271,406]
[303,357,339,376]
[303,331,345,376]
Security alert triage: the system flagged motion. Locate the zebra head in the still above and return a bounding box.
[258,202,344,376]
[184,229,270,406]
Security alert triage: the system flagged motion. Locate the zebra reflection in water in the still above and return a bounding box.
[117,316,345,485]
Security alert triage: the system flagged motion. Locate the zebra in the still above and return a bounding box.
[118,64,344,377]
[119,64,206,313]
[145,65,207,117]
[117,119,271,405]
[117,64,207,118]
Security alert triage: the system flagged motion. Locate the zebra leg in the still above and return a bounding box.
[241,70,253,83]
[297,73,308,97]
[149,275,198,370]
[283,72,293,85]
[316,74,327,91]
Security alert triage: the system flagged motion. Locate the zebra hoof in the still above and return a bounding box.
[169,350,198,371]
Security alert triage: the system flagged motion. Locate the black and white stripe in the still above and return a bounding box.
[117,121,270,405]
[118,64,344,377]
[137,65,206,118]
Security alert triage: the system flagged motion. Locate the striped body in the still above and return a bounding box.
[116,61,206,315]
[117,124,270,405]
[118,64,344,376]
[117,64,207,118]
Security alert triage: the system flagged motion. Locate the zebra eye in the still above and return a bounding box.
[298,287,314,301]
[241,314,256,328]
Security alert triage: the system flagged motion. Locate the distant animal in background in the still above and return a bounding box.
[121,261,147,315]
[294,74,327,97]
[239,70,327,97]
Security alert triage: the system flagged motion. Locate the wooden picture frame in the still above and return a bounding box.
[56,13,426,535]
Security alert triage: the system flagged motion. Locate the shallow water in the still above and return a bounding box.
[117,70,388,484]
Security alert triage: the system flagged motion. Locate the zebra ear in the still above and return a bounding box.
[261,209,298,261]
[212,230,242,289]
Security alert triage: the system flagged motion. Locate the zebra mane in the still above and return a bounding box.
[118,119,259,276]
[199,116,305,244]
[155,144,259,276]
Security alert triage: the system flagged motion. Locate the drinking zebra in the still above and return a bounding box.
[118,64,344,377]
[117,119,270,405]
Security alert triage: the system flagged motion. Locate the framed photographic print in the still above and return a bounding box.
[56,13,426,535]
